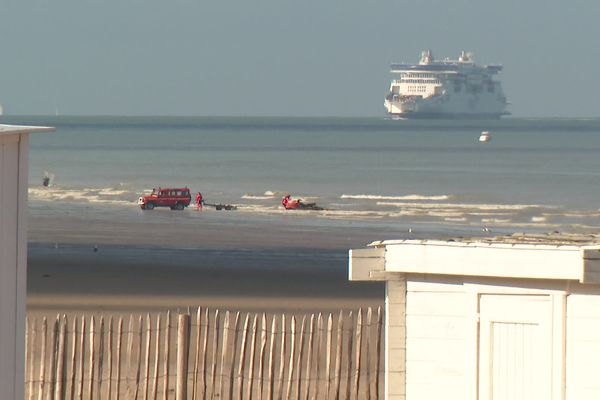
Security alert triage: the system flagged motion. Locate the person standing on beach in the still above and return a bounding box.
[195,192,204,210]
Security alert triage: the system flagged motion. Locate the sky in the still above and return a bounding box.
[0,0,598,117]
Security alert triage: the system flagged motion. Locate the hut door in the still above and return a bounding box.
[478,294,552,400]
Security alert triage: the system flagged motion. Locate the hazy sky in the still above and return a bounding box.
[0,0,598,117]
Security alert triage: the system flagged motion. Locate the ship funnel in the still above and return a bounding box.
[420,49,434,65]
[459,50,471,62]
[459,51,474,63]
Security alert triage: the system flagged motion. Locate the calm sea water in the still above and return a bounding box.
[4,116,600,232]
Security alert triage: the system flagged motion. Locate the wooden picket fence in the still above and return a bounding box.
[25,307,383,400]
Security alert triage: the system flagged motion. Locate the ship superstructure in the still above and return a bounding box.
[384,50,509,119]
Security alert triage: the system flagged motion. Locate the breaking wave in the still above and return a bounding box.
[263,191,283,197]
[27,185,600,233]
[376,202,548,211]
[243,190,291,200]
[29,186,137,206]
[341,194,450,201]
[242,194,275,200]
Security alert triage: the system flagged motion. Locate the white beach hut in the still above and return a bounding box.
[349,234,600,400]
[0,124,53,398]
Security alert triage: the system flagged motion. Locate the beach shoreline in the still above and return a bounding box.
[27,207,392,317]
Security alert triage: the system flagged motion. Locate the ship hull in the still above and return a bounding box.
[384,96,509,120]
[387,111,509,120]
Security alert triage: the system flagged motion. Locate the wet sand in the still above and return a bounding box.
[27,205,413,249]
[27,208,392,316]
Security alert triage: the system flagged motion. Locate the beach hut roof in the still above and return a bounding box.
[369,231,600,249]
[0,124,55,137]
[350,232,600,284]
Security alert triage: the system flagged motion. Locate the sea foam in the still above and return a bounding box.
[242,194,275,200]
[376,202,547,211]
[29,186,137,206]
[341,194,450,201]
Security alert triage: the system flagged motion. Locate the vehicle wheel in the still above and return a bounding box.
[175,203,184,210]
[145,203,155,210]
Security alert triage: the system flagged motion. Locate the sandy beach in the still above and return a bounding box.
[27,208,391,317]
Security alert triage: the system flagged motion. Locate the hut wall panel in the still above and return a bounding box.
[405,284,467,400]
[386,278,406,400]
[566,292,600,398]
[0,137,20,400]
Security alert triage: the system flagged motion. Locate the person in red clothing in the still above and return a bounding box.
[195,192,204,210]
[282,194,300,210]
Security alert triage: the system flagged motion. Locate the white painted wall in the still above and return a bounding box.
[0,133,28,400]
[403,275,594,400]
[405,278,467,399]
[350,239,600,400]
[386,278,406,400]
[565,288,600,398]
[0,125,52,399]
[384,241,585,282]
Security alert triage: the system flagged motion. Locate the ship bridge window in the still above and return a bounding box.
[406,85,428,93]
[392,86,400,94]
[405,79,441,84]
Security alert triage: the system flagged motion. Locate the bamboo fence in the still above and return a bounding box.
[25,307,382,400]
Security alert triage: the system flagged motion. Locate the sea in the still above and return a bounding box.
[4,115,600,236]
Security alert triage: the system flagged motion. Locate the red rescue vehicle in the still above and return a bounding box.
[138,187,192,210]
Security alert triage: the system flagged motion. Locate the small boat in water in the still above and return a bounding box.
[479,131,491,142]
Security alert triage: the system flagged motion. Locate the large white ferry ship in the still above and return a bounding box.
[384,50,509,119]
